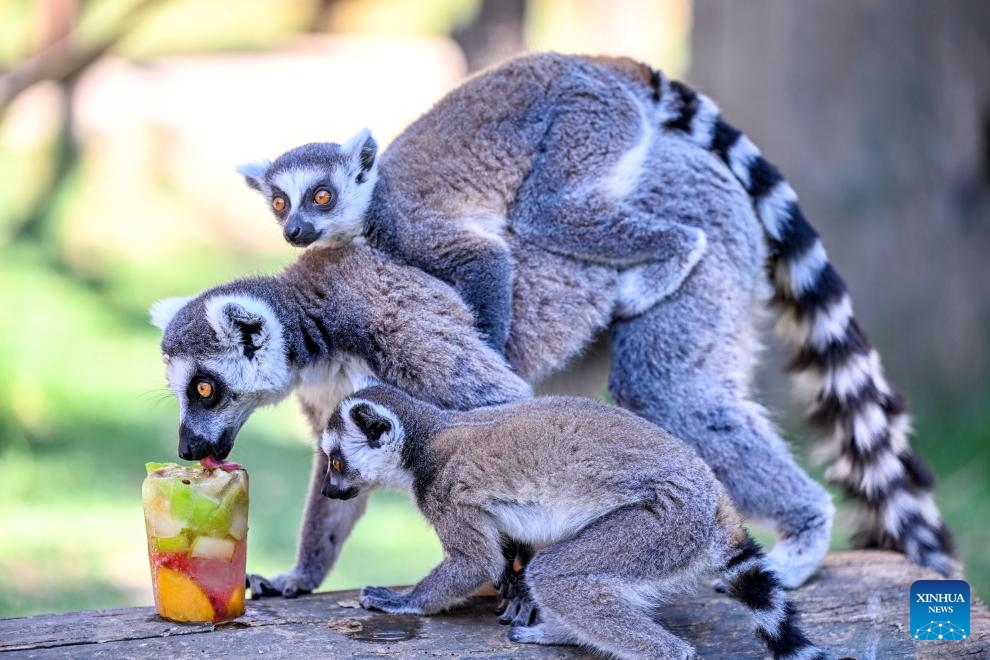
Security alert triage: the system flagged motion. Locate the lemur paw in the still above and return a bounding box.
[495,561,540,626]
[508,622,574,646]
[497,591,540,627]
[360,586,422,614]
[246,572,313,599]
[765,533,830,589]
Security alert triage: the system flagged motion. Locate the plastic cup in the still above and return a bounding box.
[142,462,248,622]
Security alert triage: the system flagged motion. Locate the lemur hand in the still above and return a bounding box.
[246,571,314,599]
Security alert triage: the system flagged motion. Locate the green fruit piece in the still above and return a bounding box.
[201,481,247,537]
[190,536,236,560]
[167,481,194,516]
[145,462,180,475]
[188,493,220,529]
[144,501,187,538]
[228,508,248,541]
[143,480,188,537]
[152,533,191,552]
[166,482,220,533]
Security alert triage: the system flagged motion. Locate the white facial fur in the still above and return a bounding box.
[321,398,412,492]
[153,293,296,450]
[165,355,195,418]
[271,166,326,219]
[250,129,379,250]
[201,294,292,399]
[150,295,194,330]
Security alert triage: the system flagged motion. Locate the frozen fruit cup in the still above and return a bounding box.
[142,462,248,623]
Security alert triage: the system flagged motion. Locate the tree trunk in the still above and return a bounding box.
[689,0,990,398]
[452,0,526,73]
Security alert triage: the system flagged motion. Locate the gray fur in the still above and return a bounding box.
[324,384,824,660]
[239,132,377,248]
[240,57,708,350]
[166,51,949,597]
[155,244,534,596]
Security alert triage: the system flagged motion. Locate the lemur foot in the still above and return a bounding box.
[765,526,831,589]
[495,549,540,626]
[508,621,577,646]
[246,571,313,599]
[497,590,540,627]
[359,586,423,615]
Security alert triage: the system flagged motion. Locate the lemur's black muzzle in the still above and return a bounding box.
[322,472,359,500]
[178,424,234,461]
[283,217,319,247]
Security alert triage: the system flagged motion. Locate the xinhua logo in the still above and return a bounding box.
[910,579,970,641]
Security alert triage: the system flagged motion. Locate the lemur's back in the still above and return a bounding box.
[381,53,765,382]
[428,397,720,546]
[383,53,655,215]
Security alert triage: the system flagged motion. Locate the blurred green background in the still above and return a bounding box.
[1,0,987,617]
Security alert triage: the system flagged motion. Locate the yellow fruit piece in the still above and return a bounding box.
[156,566,215,622]
[226,584,245,619]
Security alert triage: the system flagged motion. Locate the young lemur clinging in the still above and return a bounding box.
[237,52,952,579]
[322,382,824,660]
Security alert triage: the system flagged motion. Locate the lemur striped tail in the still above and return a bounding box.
[651,72,954,575]
[723,534,824,660]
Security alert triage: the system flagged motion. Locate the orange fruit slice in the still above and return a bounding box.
[225,583,245,619]
[156,566,215,622]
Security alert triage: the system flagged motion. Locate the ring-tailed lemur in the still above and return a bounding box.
[234,52,952,578]
[152,243,558,596]
[321,383,824,660]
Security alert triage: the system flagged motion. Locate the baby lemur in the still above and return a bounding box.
[322,382,824,660]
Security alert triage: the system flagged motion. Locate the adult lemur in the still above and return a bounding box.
[234,53,952,578]
[320,382,824,660]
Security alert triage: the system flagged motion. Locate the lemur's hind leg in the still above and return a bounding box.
[509,93,706,315]
[609,252,834,589]
[517,506,705,660]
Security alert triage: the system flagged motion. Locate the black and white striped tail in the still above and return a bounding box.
[723,534,824,660]
[653,72,954,575]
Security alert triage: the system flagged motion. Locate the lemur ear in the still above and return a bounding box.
[355,374,382,391]
[150,296,194,331]
[342,128,377,177]
[204,295,279,360]
[235,159,272,191]
[349,402,391,448]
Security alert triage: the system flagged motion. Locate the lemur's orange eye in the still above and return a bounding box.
[196,381,213,399]
[314,189,332,205]
[272,196,286,212]
[331,457,342,472]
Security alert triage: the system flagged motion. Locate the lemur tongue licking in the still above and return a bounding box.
[201,456,243,471]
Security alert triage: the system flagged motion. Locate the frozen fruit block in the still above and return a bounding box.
[143,461,248,623]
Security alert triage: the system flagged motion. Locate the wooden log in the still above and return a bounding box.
[1,551,986,658]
